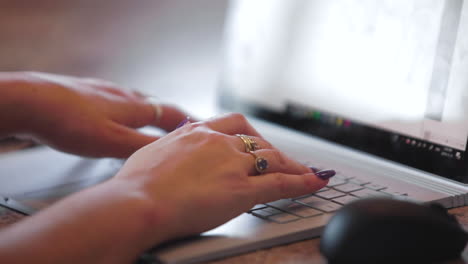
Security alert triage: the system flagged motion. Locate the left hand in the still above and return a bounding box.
[7,72,190,158]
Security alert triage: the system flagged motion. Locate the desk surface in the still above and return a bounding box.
[1,1,468,263]
[1,205,468,263]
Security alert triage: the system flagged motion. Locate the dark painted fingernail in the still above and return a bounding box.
[176,117,191,129]
[309,166,319,173]
[315,169,336,180]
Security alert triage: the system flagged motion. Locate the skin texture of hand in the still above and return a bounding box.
[0,71,189,158]
[0,113,331,264]
[116,113,330,240]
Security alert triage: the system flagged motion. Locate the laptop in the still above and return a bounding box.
[1,0,468,263]
[151,0,468,262]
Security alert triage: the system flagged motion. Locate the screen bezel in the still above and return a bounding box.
[219,88,468,184]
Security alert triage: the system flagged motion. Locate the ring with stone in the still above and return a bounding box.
[248,151,269,174]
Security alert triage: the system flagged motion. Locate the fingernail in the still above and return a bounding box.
[315,169,336,180]
[176,117,191,129]
[309,166,319,173]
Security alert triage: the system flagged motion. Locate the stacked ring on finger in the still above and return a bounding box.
[235,134,269,175]
[235,134,260,152]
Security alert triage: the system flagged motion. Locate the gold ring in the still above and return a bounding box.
[248,151,269,174]
[235,134,260,152]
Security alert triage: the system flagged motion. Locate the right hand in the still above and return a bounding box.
[114,113,331,242]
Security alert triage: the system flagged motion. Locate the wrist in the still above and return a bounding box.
[0,176,174,264]
[95,179,174,251]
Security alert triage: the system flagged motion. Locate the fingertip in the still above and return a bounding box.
[154,104,191,131]
[303,173,328,192]
[315,169,336,181]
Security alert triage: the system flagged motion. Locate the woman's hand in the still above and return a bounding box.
[0,71,189,158]
[0,113,332,264]
[115,113,332,241]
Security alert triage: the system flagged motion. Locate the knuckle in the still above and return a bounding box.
[179,127,205,141]
[228,113,249,125]
[184,125,232,148]
[271,149,287,168]
[194,129,232,149]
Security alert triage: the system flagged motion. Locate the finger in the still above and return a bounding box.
[102,99,156,129]
[139,96,195,131]
[155,103,193,131]
[87,80,194,131]
[38,121,159,159]
[242,149,311,176]
[249,172,329,204]
[99,97,189,131]
[203,113,262,137]
[95,122,160,158]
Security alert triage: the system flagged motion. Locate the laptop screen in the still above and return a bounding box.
[219,0,468,184]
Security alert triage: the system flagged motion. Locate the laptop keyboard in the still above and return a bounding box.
[248,172,409,224]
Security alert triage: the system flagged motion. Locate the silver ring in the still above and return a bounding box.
[145,96,163,125]
[248,151,268,174]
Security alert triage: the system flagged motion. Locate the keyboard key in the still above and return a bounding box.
[268,213,301,223]
[363,183,387,191]
[351,188,390,198]
[250,206,300,223]
[349,178,371,185]
[315,187,330,193]
[249,204,267,211]
[380,187,408,197]
[315,189,347,200]
[268,199,322,218]
[250,207,282,217]
[333,183,364,193]
[334,172,353,180]
[327,177,347,187]
[333,195,358,205]
[295,196,342,213]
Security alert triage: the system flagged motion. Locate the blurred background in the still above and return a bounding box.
[0,0,229,117]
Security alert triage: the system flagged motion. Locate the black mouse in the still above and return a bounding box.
[320,198,468,264]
